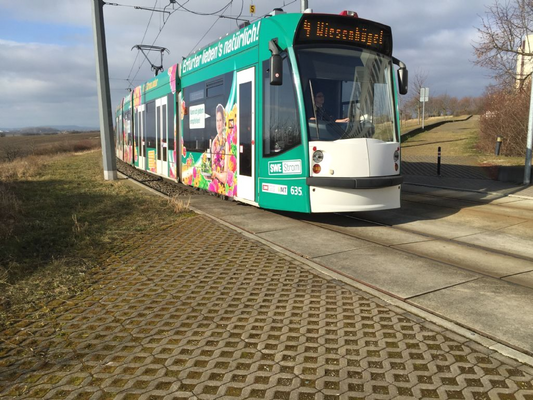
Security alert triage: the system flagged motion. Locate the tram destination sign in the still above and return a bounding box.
[295,14,392,57]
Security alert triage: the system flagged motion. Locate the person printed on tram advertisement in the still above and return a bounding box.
[211,104,230,184]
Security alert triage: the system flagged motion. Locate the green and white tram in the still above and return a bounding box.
[115,9,408,213]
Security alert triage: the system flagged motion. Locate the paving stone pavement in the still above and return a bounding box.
[1,215,533,399]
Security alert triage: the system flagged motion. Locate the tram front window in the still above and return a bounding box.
[296,47,397,142]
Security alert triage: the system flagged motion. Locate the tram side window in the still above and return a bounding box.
[183,83,207,152]
[167,94,175,153]
[115,117,120,148]
[263,55,300,157]
[183,72,232,153]
[125,109,132,146]
[145,101,156,149]
[118,116,123,147]
[134,109,140,152]
[156,103,162,161]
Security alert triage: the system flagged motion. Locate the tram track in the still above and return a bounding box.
[345,209,533,264]
[293,197,533,290]
[118,159,533,292]
[117,159,206,198]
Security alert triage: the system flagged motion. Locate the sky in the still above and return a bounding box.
[0,0,496,129]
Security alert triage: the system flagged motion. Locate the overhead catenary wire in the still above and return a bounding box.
[125,0,158,88]
[186,17,223,57]
[112,0,299,92]
[107,0,191,90]
[161,0,234,16]
[105,0,232,16]
[126,0,233,89]
[185,0,299,56]
[234,0,245,28]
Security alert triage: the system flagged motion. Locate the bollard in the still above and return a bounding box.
[495,136,502,156]
[437,146,441,176]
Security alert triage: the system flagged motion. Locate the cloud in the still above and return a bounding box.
[0,0,493,128]
[0,38,97,127]
[0,0,92,26]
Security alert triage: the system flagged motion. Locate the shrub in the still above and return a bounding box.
[32,140,100,157]
[72,139,100,153]
[478,83,530,156]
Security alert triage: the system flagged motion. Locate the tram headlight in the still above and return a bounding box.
[312,150,324,163]
[394,148,400,171]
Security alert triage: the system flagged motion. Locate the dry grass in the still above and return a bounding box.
[0,139,192,327]
[0,154,48,240]
[0,155,44,181]
[0,258,91,318]
[0,151,56,241]
[168,194,191,213]
[477,155,526,167]
[0,185,20,240]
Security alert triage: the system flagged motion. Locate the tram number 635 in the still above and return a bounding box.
[290,186,303,196]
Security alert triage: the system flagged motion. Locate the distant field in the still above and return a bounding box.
[0,131,101,161]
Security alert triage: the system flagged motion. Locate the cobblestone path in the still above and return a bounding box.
[1,216,532,399]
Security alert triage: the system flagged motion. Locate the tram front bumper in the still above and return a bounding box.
[306,175,403,189]
[307,175,402,212]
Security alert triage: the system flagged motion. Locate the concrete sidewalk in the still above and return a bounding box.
[2,192,533,398]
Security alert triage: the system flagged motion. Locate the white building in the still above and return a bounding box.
[516,34,533,88]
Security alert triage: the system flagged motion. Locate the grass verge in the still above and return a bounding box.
[0,150,194,327]
[401,115,528,166]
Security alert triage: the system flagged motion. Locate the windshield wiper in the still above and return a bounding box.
[309,80,320,140]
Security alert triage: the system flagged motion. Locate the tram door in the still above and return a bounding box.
[125,110,132,164]
[137,104,146,170]
[117,114,123,159]
[236,67,255,203]
[156,97,169,177]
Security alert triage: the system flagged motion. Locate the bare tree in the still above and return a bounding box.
[474,0,533,87]
[413,69,428,122]
[398,69,429,124]
[474,0,533,182]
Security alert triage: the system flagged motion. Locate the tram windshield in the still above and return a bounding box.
[296,47,397,142]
